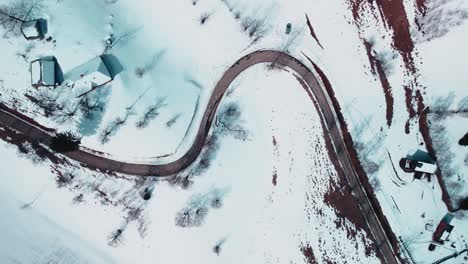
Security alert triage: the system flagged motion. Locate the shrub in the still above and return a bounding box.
[459,132,468,146]
[49,131,81,153]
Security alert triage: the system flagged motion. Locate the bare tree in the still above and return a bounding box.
[32,88,65,117]
[199,12,213,25]
[56,169,77,188]
[79,93,105,117]
[168,174,194,190]
[108,228,125,247]
[100,88,150,143]
[166,113,182,128]
[175,194,210,228]
[191,133,220,176]
[54,102,80,125]
[72,193,84,204]
[136,97,167,128]
[457,96,468,112]
[213,238,226,256]
[412,0,468,43]
[216,102,248,141]
[135,50,166,78]
[100,114,129,144]
[210,187,229,209]
[0,0,43,37]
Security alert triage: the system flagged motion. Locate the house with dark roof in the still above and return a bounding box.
[400,149,437,180]
[433,213,455,244]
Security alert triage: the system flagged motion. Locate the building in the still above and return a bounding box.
[64,55,114,88]
[21,19,47,40]
[433,213,455,244]
[30,57,62,88]
[400,150,437,179]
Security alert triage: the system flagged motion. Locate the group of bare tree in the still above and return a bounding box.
[100,87,150,143]
[429,93,468,120]
[174,187,228,228]
[216,102,248,141]
[412,0,468,43]
[428,94,468,202]
[32,85,108,126]
[135,50,166,78]
[108,204,149,246]
[136,96,167,128]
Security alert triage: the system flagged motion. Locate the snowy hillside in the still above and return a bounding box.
[0,0,467,263]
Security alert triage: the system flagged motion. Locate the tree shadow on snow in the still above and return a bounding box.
[77,87,111,136]
[101,54,124,79]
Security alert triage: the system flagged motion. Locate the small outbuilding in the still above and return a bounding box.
[30,57,62,88]
[21,19,47,40]
[64,55,114,88]
[400,150,437,180]
[433,213,455,244]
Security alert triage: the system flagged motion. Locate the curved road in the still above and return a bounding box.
[0,50,399,264]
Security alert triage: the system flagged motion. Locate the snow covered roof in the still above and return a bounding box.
[64,56,112,86]
[30,58,57,87]
[31,60,41,84]
[406,149,437,174]
[21,21,40,38]
[413,161,437,174]
[41,60,56,86]
[21,19,46,40]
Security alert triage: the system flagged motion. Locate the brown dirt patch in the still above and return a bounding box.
[415,91,454,211]
[347,0,417,79]
[292,66,379,258]
[301,243,318,264]
[415,0,428,15]
[363,40,394,127]
[272,169,277,186]
[305,14,324,49]
[302,54,402,260]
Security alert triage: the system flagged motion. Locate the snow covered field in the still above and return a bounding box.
[0,0,467,263]
[1,66,380,263]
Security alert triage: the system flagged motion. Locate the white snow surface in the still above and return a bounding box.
[0,0,467,263]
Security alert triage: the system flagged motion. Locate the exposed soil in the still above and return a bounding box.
[415,0,428,15]
[301,243,318,264]
[293,70,379,259]
[348,0,417,73]
[272,169,277,186]
[363,41,394,127]
[305,14,324,49]
[302,54,402,260]
[415,91,454,211]
[404,86,417,119]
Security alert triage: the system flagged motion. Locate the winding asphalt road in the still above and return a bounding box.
[0,50,400,264]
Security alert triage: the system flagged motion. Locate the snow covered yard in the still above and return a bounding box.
[0,66,381,263]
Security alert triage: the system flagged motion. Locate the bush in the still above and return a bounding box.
[459,132,468,146]
[457,196,468,211]
[49,131,81,153]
